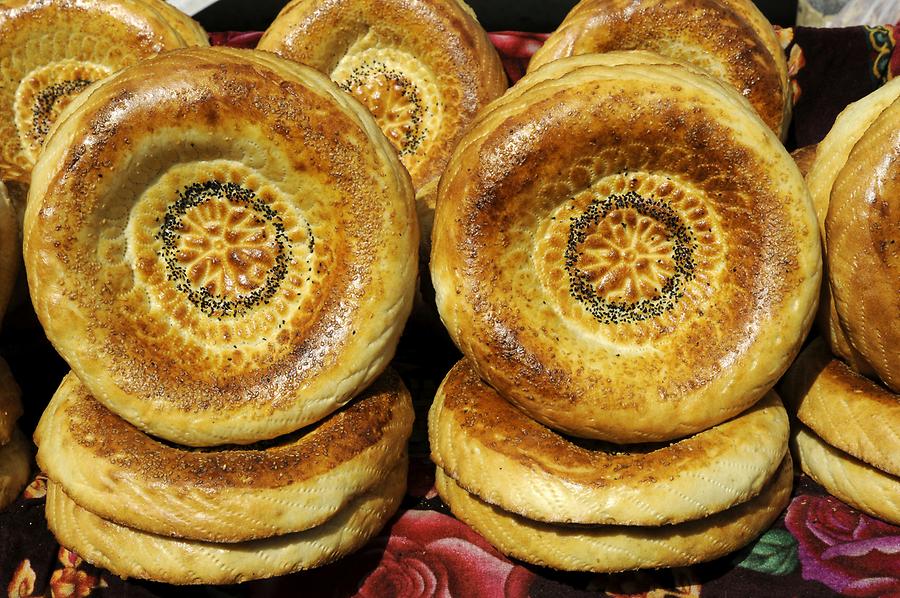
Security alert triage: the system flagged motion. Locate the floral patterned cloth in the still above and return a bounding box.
[1,24,899,598]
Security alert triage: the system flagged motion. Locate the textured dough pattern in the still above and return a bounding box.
[793,427,899,525]
[528,0,791,139]
[826,98,900,392]
[806,77,900,376]
[45,460,407,585]
[431,54,820,442]
[430,359,789,526]
[0,0,206,183]
[257,0,508,189]
[24,48,417,446]
[435,457,792,572]
[779,338,899,477]
[35,370,414,542]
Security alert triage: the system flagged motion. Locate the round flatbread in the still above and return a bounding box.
[528,0,790,139]
[826,97,900,392]
[0,0,206,183]
[430,358,788,526]
[258,0,508,190]
[25,47,417,446]
[35,369,413,542]
[806,77,900,377]
[431,54,819,442]
[435,456,793,572]
[46,459,407,584]
[793,427,899,525]
[779,338,899,477]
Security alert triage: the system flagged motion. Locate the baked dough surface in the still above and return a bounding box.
[430,358,788,526]
[36,369,413,542]
[435,456,792,572]
[0,0,206,183]
[431,55,820,442]
[25,48,417,446]
[258,0,508,189]
[780,339,899,478]
[46,460,407,584]
[826,98,900,392]
[806,77,900,377]
[793,427,899,525]
[528,0,790,139]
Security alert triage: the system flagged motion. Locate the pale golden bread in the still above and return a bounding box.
[431,57,820,442]
[136,0,209,47]
[826,98,900,392]
[257,0,508,190]
[0,182,18,322]
[793,427,899,525]
[25,47,417,446]
[436,456,792,573]
[430,359,788,526]
[806,77,900,377]
[35,369,413,542]
[46,459,406,584]
[0,0,201,184]
[0,428,30,510]
[0,356,22,447]
[779,338,899,477]
[527,0,790,139]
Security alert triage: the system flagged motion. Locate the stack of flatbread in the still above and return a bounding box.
[781,79,900,526]
[25,46,417,584]
[427,1,820,570]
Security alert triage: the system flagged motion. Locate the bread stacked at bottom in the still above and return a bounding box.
[24,48,418,584]
[781,80,900,525]
[428,52,819,571]
[35,371,413,584]
[431,361,793,571]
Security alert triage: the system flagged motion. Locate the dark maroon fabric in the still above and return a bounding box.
[787,24,900,147]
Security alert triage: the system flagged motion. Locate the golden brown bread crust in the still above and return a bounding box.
[257,0,508,190]
[0,428,31,510]
[793,427,899,525]
[35,369,414,542]
[826,98,900,393]
[431,57,820,442]
[24,47,418,446]
[0,182,18,323]
[0,0,200,183]
[806,78,900,377]
[430,359,788,526]
[0,357,22,447]
[780,338,900,477]
[137,0,209,47]
[46,460,407,584]
[527,0,790,139]
[435,456,793,572]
